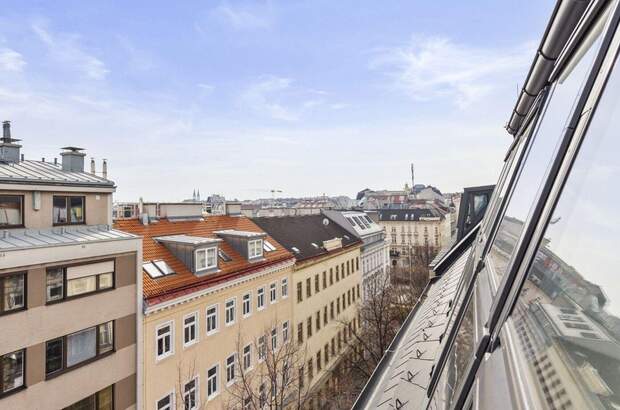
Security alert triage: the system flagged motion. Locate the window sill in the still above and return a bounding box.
[183,340,198,350]
[155,352,174,363]
[206,330,219,337]
[0,385,26,400]
[0,306,27,317]
[207,392,220,401]
[53,222,86,227]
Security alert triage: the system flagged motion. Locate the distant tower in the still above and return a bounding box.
[192,189,196,201]
[411,163,415,194]
[197,189,201,201]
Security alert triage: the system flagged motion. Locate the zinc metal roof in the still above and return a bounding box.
[0,224,136,251]
[155,234,222,246]
[0,160,114,187]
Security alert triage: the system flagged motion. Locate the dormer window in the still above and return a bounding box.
[248,239,263,259]
[196,247,217,271]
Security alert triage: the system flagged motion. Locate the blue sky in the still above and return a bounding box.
[0,1,553,201]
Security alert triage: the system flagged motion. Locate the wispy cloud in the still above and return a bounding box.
[197,83,215,93]
[371,35,533,108]
[32,22,109,80]
[241,76,299,121]
[212,2,274,30]
[0,48,26,72]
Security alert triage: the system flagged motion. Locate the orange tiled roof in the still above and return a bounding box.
[114,216,295,305]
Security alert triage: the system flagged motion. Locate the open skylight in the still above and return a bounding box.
[263,240,277,252]
[144,260,176,279]
[218,249,232,262]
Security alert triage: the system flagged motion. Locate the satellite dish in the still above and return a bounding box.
[323,218,329,226]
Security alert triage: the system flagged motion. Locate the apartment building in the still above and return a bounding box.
[322,210,390,300]
[115,203,296,409]
[0,122,141,410]
[252,215,363,400]
[375,208,451,270]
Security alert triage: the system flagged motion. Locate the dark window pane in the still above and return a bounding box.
[53,197,68,224]
[488,21,606,288]
[98,322,114,354]
[2,274,25,312]
[97,385,114,410]
[0,195,22,226]
[64,394,96,410]
[508,31,620,409]
[46,268,64,302]
[46,339,63,374]
[1,350,24,392]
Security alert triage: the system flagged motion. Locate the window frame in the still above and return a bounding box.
[269,282,277,304]
[257,286,265,310]
[45,259,116,305]
[206,304,219,335]
[155,320,174,362]
[0,194,24,228]
[183,377,199,410]
[206,363,220,400]
[0,272,27,316]
[248,239,263,259]
[183,312,199,348]
[242,292,252,318]
[0,349,26,397]
[224,297,236,327]
[46,321,116,378]
[281,277,289,299]
[195,247,217,272]
[242,344,252,372]
[156,390,175,410]
[226,353,236,386]
[52,195,86,226]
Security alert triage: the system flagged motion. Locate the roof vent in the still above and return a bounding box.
[322,218,329,226]
[60,146,86,172]
[0,121,22,164]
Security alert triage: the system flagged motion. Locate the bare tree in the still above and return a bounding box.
[225,321,313,410]
[176,356,208,410]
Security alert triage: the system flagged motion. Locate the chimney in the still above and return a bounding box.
[225,201,242,216]
[0,121,22,164]
[102,159,108,179]
[90,157,96,174]
[60,146,86,172]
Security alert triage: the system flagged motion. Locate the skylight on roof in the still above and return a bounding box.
[311,242,319,249]
[263,240,276,252]
[346,217,357,227]
[144,260,176,279]
[218,249,232,262]
[291,246,300,253]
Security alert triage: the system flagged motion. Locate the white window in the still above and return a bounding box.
[183,312,198,347]
[156,321,173,360]
[282,321,290,343]
[248,239,263,258]
[281,278,288,298]
[242,292,252,317]
[269,282,277,303]
[226,353,236,385]
[271,327,277,350]
[258,335,266,361]
[243,344,252,371]
[207,364,219,399]
[225,298,236,326]
[206,304,219,335]
[184,378,198,410]
[157,392,174,410]
[196,247,217,271]
[257,287,265,310]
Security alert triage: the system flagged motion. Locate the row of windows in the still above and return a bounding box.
[156,278,289,360]
[156,324,291,410]
[0,194,86,228]
[296,257,359,303]
[298,284,360,345]
[0,261,116,317]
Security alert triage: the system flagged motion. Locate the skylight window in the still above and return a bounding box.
[353,216,367,229]
[291,247,300,254]
[143,261,176,279]
[311,243,319,249]
[263,240,276,252]
[218,249,232,262]
[346,217,357,227]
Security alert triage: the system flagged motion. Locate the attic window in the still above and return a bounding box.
[263,240,276,252]
[291,247,300,254]
[353,216,366,229]
[143,260,176,279]
[196,247,217,271]
[346,217,357,227]
[218,249,232,262]
[248,239,263,259]
[344,235,350,240]
[311,243,319,249]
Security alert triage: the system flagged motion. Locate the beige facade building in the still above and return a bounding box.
[115,204,296,409]
[0,123,141,410]
[252,215,363,399]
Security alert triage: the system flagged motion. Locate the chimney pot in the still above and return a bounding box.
[20,154,24,161]
[90,157,96,174]
[102,159,108,179]
[2,121,10,140]
[54,157,57,165]
[42,157,45,162]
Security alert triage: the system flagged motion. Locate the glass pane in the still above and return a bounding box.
[508,40,620,410]
[196,250,206,270]
[67,327,97,367]
[46,339,63,374]
[1,350,24,392]
[0,195,22,226]
[46,268,65,302]
[488,21,607,288]
[97,385,114,410]
[98,322,114,354]
[53,197,68,224]
[2,274,25,311]
[70,197,84,223]
[64,394,96,410]
[99,273,113,289]
[67,276,97,297]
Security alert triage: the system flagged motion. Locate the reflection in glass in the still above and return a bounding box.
[488,19,607,287]
[510,46,620,410]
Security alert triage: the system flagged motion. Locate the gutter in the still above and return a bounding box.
[506,0,590,135]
